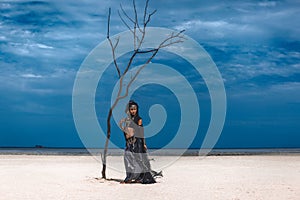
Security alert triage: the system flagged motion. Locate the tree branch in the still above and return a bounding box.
[120,3,135,24]
[145,9,156,26]
[120,30,186,99]
[107,8,111,39]
[143,0,149,25]
[118,10,134,35]
[158,30,186,48]
[107,7,121,78]
[119,1,144,50]
[119,49,159,100]
[133,0,140,30]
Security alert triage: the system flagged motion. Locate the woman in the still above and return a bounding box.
[119,100,161,184]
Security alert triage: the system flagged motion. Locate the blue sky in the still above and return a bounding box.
[0,0,299,148]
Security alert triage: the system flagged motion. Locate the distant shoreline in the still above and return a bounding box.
[0,147,299,156]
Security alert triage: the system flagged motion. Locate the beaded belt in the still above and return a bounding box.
[126,136,136,145]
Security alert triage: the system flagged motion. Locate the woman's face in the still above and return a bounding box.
[129,106,137,116]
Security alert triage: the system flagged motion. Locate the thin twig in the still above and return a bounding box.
[133,0,140,30]
[143,0,149,25]
[158,30,186,48]
[106,8,111,39]
[120,3,135,24]
[107,7,121,78]
[145,9,156,26]
[118,10,134,35]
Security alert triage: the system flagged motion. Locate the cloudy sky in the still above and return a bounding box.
[0,0,299,148]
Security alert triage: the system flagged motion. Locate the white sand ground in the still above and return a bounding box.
[0,154,299,200]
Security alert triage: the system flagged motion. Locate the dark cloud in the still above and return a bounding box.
[0,0,299,148]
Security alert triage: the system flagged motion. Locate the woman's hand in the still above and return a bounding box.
[119,118,125,131]
[144,144,147,150]
[119,118,125,124]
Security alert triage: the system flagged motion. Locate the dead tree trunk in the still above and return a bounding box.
[101,0,185,179]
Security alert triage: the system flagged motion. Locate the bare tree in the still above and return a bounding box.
[101,0,185,179]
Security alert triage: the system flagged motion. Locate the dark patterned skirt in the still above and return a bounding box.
[123,137,162,184]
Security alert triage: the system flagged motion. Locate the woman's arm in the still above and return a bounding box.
[119,118,125,131]
[138,119,142,126]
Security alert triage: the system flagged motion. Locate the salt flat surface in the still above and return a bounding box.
[0,155,299,200]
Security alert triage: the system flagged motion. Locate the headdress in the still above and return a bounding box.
[128,100,139,115]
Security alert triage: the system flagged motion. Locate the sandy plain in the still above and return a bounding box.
[0,154,299,200]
